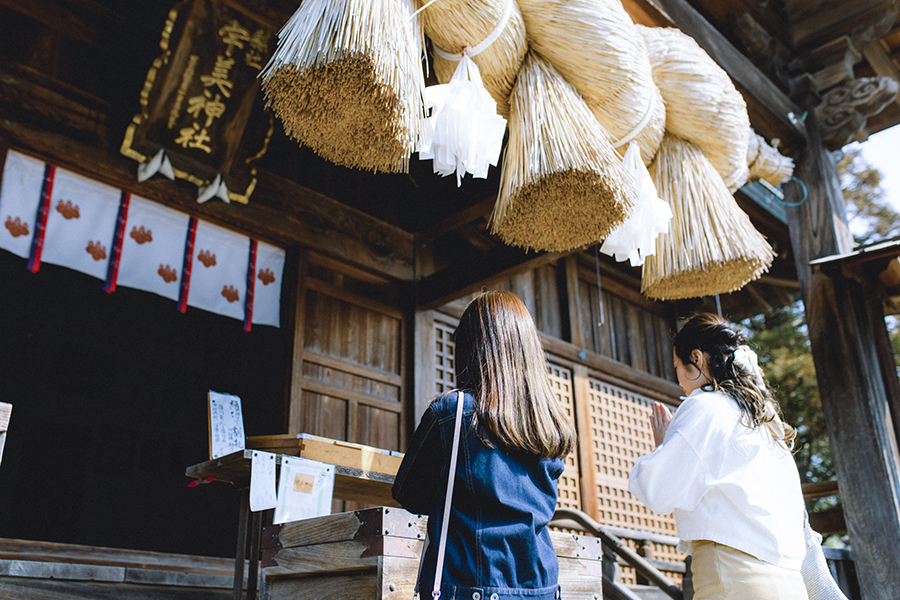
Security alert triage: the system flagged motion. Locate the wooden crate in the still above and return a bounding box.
[260,507,603,600]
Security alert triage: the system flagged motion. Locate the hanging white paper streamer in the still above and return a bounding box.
[417,55,507,186]
[137,149,176,182]
[600,141,672,266]
[197,174,231,204]
[250,451,278,512]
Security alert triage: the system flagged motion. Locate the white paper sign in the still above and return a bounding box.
[273,456,334,524]
[250,451,278,512]
[208,390,245,459]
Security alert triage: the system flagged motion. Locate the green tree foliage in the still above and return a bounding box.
[837,145,900,244]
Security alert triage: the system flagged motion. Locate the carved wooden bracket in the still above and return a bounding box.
[815,76,899,150]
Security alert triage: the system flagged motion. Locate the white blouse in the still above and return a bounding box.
[628,388,806,570]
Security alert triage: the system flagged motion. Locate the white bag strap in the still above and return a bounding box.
[414,391,465,600]
[431,390,465,599]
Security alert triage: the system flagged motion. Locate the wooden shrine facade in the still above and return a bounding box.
[2,1,900,599]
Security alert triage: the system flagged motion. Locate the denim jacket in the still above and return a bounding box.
[392,390,564,600]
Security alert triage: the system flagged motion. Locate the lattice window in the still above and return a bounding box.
[434,319,456,394]
[548,363,581,512]
[586,378,684,584]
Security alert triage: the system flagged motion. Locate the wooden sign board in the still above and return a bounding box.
[121,0,275,203]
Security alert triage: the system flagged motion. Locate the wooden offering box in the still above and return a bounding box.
[246,433,404,507]
[260,507,603,600]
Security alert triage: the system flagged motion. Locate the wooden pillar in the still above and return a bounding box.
[283,248,309,434]
[785,110,900,599]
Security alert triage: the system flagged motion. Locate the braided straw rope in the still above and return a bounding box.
[260,0,425,173]
[491,52,636,252]
[516,0,665,165]
[421,0,527,119]
[747,129,795,187]
[641,133,774,300]
[640,25,750,192]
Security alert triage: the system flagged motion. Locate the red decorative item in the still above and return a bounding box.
[221,284,239,303]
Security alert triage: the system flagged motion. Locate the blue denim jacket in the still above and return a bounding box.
[392,390,564,600]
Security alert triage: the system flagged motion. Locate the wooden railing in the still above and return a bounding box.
[551,508,683,600]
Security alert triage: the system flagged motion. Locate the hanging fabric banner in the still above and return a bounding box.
[251,241,284,328]
[186,220,250,321]
[113,195,192,301]
[0,151,45,259]
[37,166,121,281]
[1,150,283,329]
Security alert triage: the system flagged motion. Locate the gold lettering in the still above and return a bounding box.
[175,123,213,154]
[168,54,200,129]
[200,55,235,98]
[218,20,250,57]
[187,90,227,127]
[245,29,271,70]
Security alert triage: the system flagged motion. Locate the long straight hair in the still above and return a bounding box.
[454,291,576,460]
[673,313,796,448]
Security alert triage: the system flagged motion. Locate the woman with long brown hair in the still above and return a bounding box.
[629,313,808,599]
[393,290,576,600]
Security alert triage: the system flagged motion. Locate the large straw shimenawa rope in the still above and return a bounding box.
[639,25,750,192]
[260,0,426,173]
[421,0,527,119]
[641,133,775,300]
[516,0,665,165]
[747,129,795,187]
[491,52,636,252]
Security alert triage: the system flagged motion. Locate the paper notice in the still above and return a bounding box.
[273,456,334,524]
[250,451,277,512]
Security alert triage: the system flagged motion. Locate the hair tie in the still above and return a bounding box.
[733,344,765,388]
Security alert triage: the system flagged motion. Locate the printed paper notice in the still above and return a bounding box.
[273,456,334,524]
[250,451,278,512]
[208,390,245,459]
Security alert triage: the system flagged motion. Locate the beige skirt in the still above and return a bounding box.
[691,540,809,600]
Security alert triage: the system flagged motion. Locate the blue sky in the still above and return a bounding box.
[856,125,900,212]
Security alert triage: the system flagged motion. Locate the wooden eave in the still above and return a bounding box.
[8,0,896,316]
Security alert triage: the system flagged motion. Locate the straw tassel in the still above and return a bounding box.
[639,25,750,192]
[516,0,666,165]
[491,52,636,252]
[260,0,426,173]
[420,0,526,119]
[641,133,775,300]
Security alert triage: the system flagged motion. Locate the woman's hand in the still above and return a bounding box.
[650,402,673,447]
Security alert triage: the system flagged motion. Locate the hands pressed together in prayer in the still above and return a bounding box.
[650,402,673,447]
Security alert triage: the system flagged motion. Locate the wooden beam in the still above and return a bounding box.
[414,194,496,242]
[625,0,807,149]
[863,40,900,111]
[0,0,111,48]
[416,245,569,310]
[785,108,900,600]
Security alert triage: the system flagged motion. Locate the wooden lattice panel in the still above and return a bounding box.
[548,363,581,512]
[434,319,456,394]
[585,377,684,583]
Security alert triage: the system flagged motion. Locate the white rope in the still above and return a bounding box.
[611,91,656,149]
[431,0,513,60]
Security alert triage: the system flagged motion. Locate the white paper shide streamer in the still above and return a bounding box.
[600,141,672,266]
[418,55,507,186]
